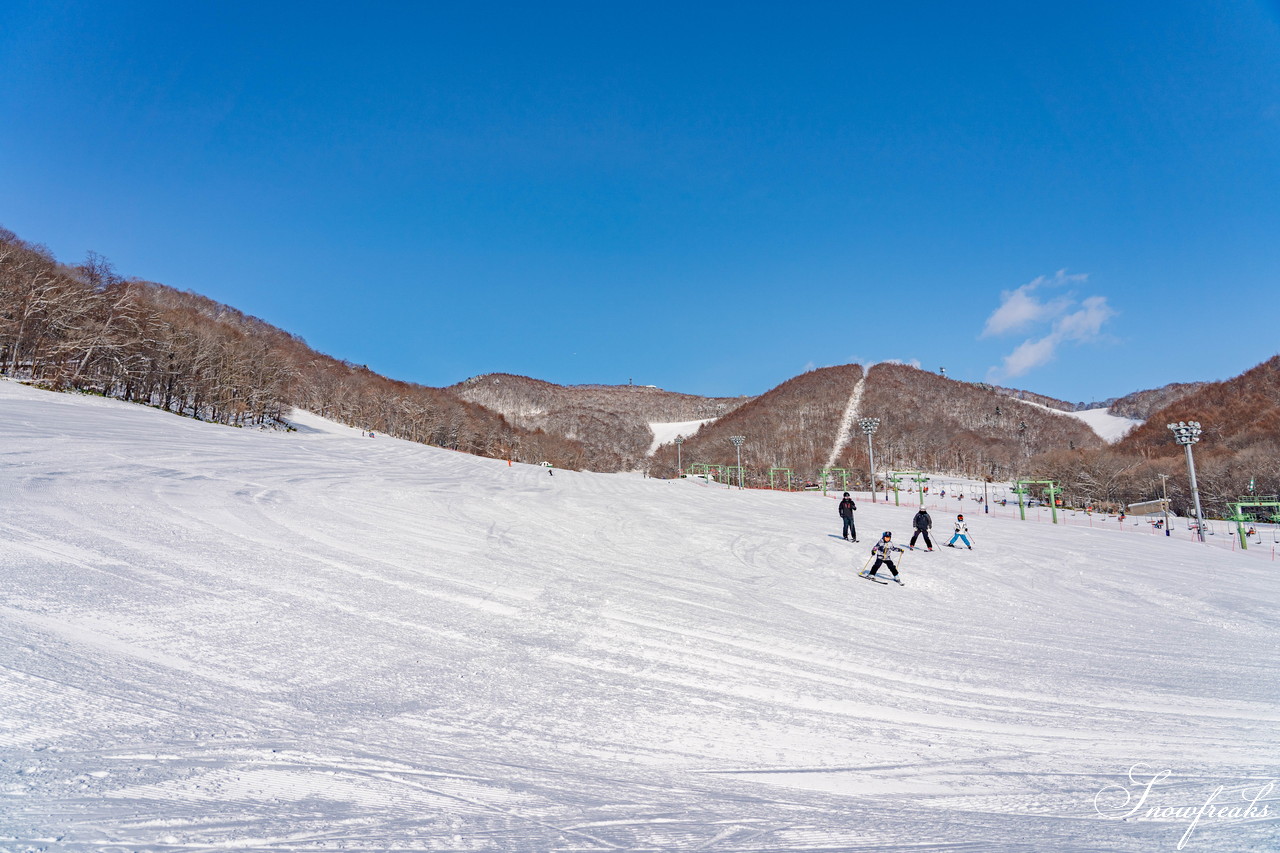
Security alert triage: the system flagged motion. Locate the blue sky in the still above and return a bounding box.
[3,2,1279,402]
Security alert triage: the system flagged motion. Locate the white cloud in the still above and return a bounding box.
[1054,295,1114,341]
[984,272,1115,380]
[997,335,1060,378]
[981,270,1086,338]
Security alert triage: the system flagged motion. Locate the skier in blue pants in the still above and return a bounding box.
[946,514,972,549]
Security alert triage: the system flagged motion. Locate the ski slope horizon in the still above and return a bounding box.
[1,378,1276,851]
[647,394,1139,460]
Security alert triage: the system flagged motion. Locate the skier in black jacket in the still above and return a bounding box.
[909,508,933,551]
[838,492,858,541]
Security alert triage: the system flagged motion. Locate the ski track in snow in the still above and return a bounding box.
[825,374,866,470]
[1,378,1278,852]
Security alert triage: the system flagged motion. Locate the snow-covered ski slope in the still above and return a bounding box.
[1016,398,1141,444]
[2,379,1277,852]
[647,418,715,455]
[1065,407,1142,443]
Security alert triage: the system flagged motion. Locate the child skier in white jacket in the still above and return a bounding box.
[946,515,972,549]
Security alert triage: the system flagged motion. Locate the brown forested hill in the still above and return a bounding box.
[648,363,1102,483]
[857,363,1101,478]
[1108,381,1211,420]
[1116,355,1280,456]
[648,364,863,480]
[9,223,1271,494]
[448,373,750,471]
[989,384,1077,412]
[1027,356,1280,517]
[0,228,586,468]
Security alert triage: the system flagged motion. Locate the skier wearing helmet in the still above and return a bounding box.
[909,507,933,550]
[946,514,972,549]
[838,491,858,541]
[861,531,905,584]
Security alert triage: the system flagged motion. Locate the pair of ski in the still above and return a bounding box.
[859,570,903,586]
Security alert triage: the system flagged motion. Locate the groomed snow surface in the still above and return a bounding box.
[2,378,1277,852]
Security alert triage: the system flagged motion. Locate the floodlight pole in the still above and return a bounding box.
[1168,421,1206,542]
[674,435,684,475]
[729,436,745,489]
[859,417,880,503]
[1158,473,1171,537]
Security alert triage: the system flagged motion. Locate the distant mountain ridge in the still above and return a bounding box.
[2,223,1272,502]
[1028,355,1279,519]
[1108,381,1210,420]
[1116,356,1280,456]
[448,373,749,471]
[648,363,1103,484]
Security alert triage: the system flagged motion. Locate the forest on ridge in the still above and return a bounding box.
[2,224,1275,520]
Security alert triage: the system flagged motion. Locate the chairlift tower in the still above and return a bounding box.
[888,471,928,507]
[1226,497,1280,551]
[1011,480,1063,524]
[820,467,850,496]
[909,472,930,507]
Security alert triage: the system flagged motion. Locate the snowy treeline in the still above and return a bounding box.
[1033,445,1280,517]
[648,365,862,480]
[288,363,586,466]
[0,230,295,426]
[650,356,1279,517]
[4,223,1274,498]
[859,364,1102,475]
[0,229,585,466]
[1059,355,1280,516]
[1108,381,1209,420]
[452,373,749,471]
[986,383,1079,412]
